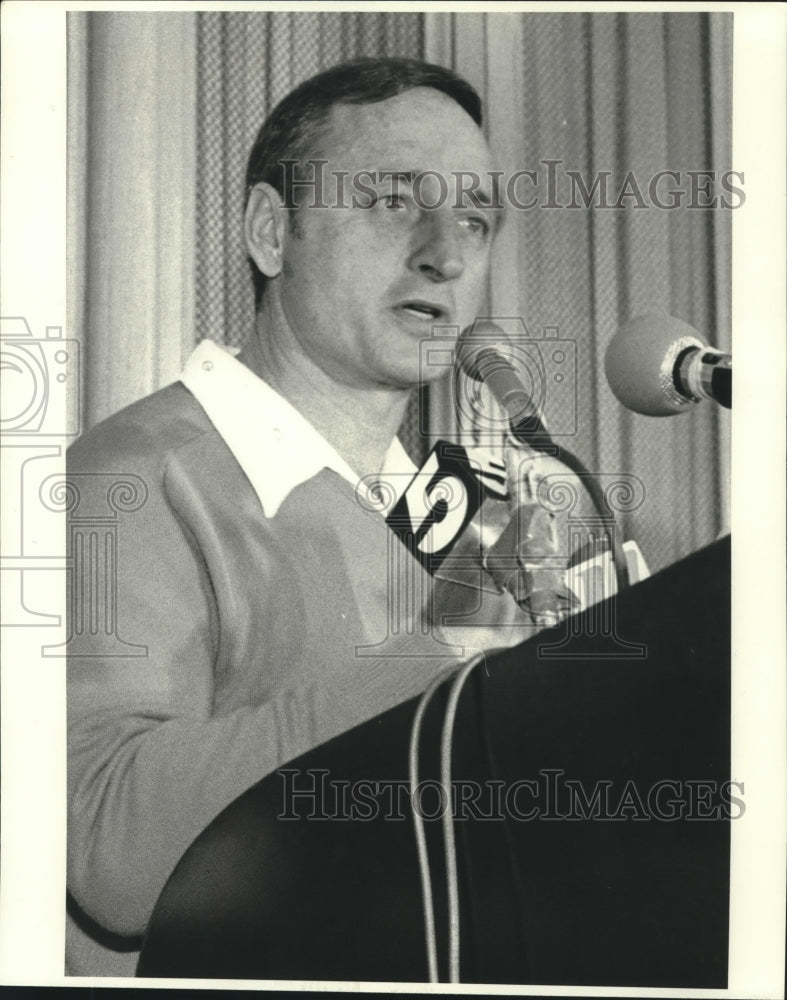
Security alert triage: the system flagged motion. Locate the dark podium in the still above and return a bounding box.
[138,537,730,987]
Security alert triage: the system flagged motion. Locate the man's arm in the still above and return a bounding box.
[66,392,355,937]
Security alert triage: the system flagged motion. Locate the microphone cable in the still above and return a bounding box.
[456,321,630,593]
[408,663,462,983]
[408,652,486,984]
[440,652,486,982]
[508,426,630,594]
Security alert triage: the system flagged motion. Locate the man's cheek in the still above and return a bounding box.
[459,280,488,324]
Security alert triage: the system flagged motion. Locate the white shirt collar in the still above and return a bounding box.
[180,340,417,518]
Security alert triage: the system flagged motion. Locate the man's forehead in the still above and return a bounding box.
[320,87,496,177]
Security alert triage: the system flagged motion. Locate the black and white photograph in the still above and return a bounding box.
[0,3,784,994]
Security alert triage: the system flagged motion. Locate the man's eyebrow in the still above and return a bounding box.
[373,168,507,230]
[375,169,416,184]
[376,169,502,204]
[462,187,502,208]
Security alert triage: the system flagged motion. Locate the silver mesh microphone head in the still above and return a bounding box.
[605,314,706,416]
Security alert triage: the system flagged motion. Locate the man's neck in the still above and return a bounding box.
[238,309,413,478]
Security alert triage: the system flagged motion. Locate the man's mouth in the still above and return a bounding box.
[397,301,446,321]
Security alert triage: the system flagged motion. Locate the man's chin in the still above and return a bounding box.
[377,361,449,394]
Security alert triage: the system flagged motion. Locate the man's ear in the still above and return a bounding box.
[245,182,287,278]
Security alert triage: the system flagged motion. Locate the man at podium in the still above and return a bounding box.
[66,57,568,975]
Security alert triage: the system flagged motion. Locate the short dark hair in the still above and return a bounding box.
[244,57,484,307]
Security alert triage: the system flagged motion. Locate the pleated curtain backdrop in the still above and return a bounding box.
[71,11,730,572]
[69,13,198,432]
[426,12,732,571]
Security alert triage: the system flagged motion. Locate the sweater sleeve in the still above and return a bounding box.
[65,407,351,938]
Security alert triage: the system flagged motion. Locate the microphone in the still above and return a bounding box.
[455,320,552,445]
[456,319,631,594]
[605,314,732,416]
[454,321,579,621]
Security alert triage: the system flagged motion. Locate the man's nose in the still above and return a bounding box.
[407,214,464,282]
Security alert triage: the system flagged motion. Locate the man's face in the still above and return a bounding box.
[271,87,500,391]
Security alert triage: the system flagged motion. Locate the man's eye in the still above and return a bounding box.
[459,215,490,237]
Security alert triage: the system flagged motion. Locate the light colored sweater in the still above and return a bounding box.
[66,377,522,975]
